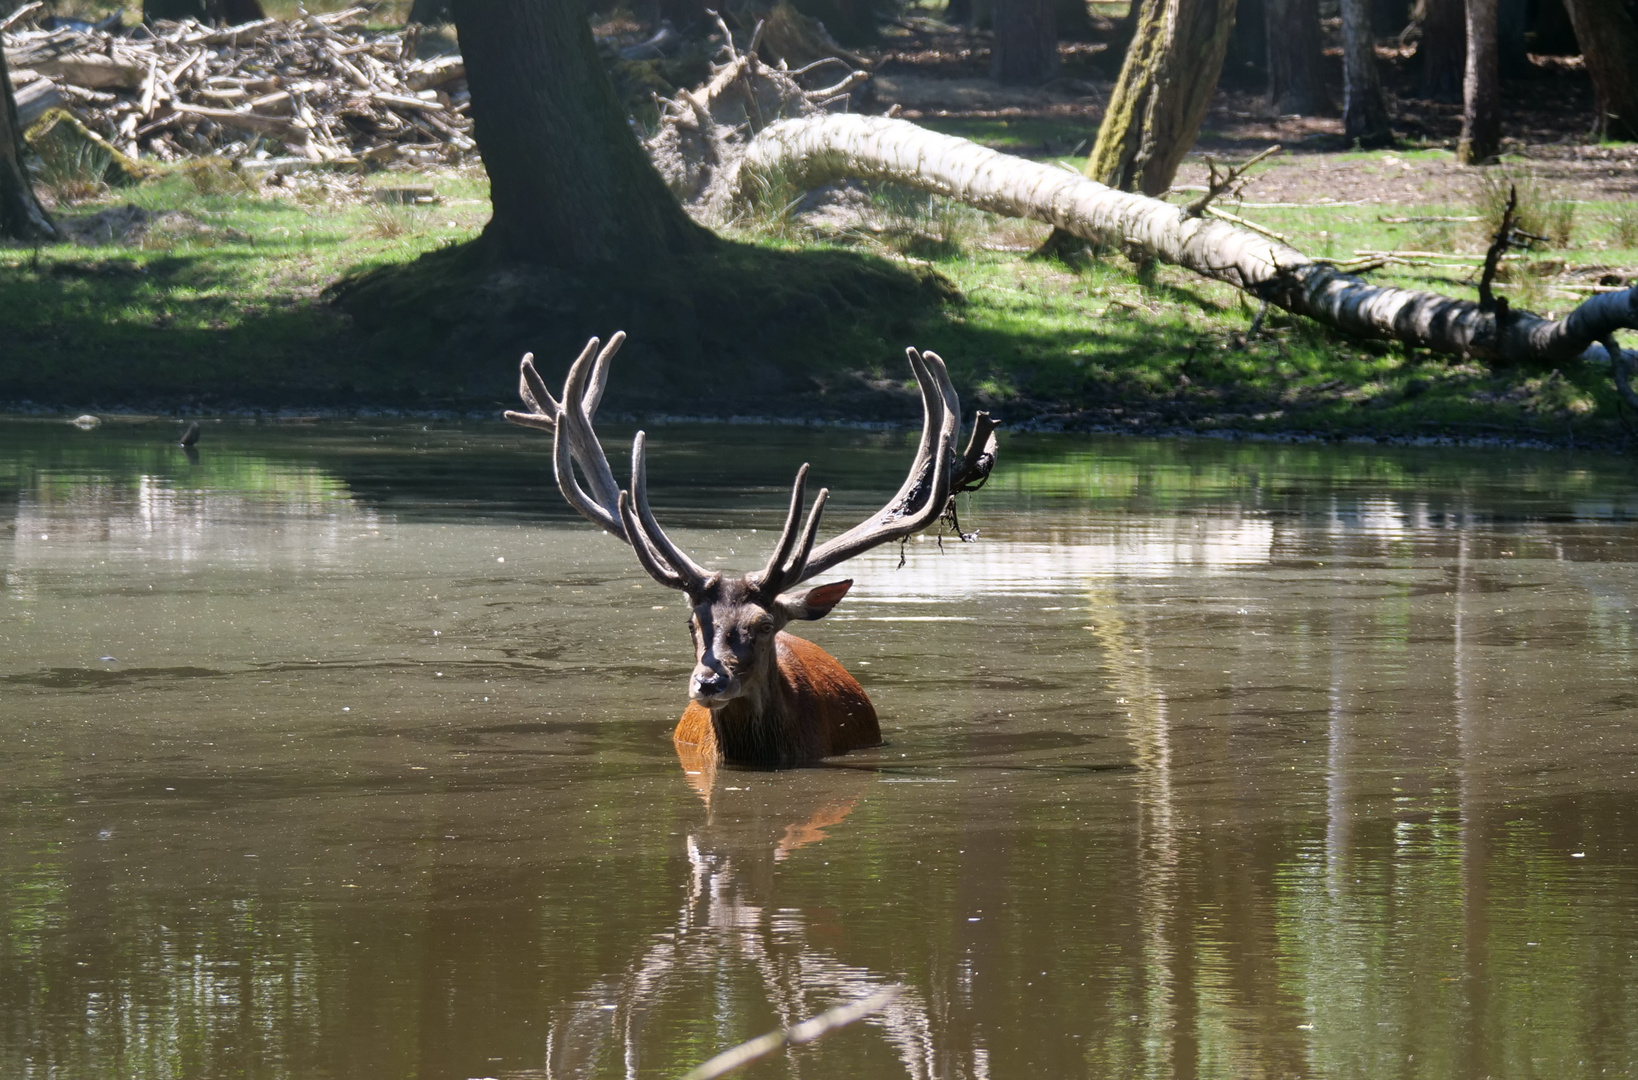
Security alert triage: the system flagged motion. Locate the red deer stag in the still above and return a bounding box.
[504,332,997,768]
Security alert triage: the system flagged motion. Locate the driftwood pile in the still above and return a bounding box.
[2,4,473,166]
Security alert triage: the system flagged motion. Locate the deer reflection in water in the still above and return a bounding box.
[536,744,984,1080]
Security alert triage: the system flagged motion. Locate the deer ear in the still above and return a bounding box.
[779,579,853,621]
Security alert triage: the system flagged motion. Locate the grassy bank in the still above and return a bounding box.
[2,150,1634,445]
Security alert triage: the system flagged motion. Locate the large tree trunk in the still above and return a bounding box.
[1264,0,1327,114]
[735,114,1638,379]
[990,0,1058,85]
[1496,0,1530,76]
[1417,0,1465,102]
[1340,0,1394,145]
[1457,0,1501,162]
[1,41,54,243]
[449,0,712,267]
[1562,0,1638,140]
[1085,0,1238,195]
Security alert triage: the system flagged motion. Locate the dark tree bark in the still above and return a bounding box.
[449,0,712,267]
[1340,0,1395,144]
[991,0,1058,85]
[1417,0,1465,101]
[145,0,265,22]
[1,41,54,242]
[1372,0,1411,32]
[1085,0,1238,194]
[1562,0,1638,140]
[1265,0,1328,114]
[407,0,452,25]
[1497,0,1530,75]
[1458,0,1501,162]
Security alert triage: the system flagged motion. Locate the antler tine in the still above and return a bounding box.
[630,431,712,589]
[583,331,622,420]
[792,348,958,584]
[618,491,690,590]
[553,409,624,539]
[780,486,828,585]
[560,337,623,514]
[502,352,561,433]
[755,463,810,592]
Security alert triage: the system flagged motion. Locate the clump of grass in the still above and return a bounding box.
[1473,170,1575,249]
[729,162,811,243]
[356,203,428,240]
[866,184,985,260]
[178,157,256,196]
[1604,202,1638,250]
[30,130,113,204]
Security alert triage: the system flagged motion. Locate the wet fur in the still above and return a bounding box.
[675,632,881,768]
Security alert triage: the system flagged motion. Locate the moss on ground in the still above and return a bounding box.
[2,159,1634,446]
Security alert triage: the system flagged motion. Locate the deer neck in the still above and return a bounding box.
[708,634,806,767]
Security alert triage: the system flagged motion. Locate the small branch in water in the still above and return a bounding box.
[680,987,904,1080]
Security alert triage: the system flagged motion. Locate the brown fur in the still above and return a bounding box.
[673,632,881,768]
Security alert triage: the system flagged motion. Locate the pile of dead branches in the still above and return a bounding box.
[2,3,472,166]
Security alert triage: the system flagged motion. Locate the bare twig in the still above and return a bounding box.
[1184,144,1281,218]
[1378,214,1481,224]
[1478,184,1518,315]
[679,986,904,1080]
[1203,205,1287,242]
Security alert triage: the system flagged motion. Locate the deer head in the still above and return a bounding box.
[504,333,997,762]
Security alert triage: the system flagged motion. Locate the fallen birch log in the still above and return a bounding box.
[732,115,1637,396]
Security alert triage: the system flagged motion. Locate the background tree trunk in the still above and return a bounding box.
[1496,0,1530,76]
[407,0,452,25]
[990,0,1058,85]
[449,0,711,267]
[1458,0,1501,162]
[1085,0,1238,195]
[1,43,54,242]
[1340,0,1394,144]
[1265,0,1327,114]
[1562,0,1638,140]
[1417,0,1465,101]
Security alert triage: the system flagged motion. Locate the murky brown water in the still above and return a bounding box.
[3,418,1637,1080]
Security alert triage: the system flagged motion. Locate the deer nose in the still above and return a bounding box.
[693,669,731,697]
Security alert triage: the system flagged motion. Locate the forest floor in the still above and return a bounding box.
[1,15,1636,448]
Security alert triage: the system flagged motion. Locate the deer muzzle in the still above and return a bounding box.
[689,663,742,706]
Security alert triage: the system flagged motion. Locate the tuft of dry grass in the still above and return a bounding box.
[1472,170,1575,249]
[356,203,428,240]
[1604,202,1638,250]
[178,158,257,196]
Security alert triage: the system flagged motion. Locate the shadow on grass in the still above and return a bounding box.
[328,236,984,418]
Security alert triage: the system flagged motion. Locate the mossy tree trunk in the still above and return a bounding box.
[1084,0,1237,195]
[1340,0,1394,145]
[450,0,713,267]
[1264,0,1327,115]
[1458,0,1501,162]
[1417,0,1465,102]
[991,0,1058,85]
[1562,0,1638,140]
[1,43,54,243]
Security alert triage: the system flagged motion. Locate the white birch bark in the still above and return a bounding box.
[735,114,1637,382]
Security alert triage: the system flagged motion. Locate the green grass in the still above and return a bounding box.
[3,161,1634,444]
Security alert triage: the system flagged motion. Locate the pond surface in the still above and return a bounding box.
[3,418,1637,1080]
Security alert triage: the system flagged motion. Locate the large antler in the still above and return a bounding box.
[753,348,999,598]
[504,333,712,593]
